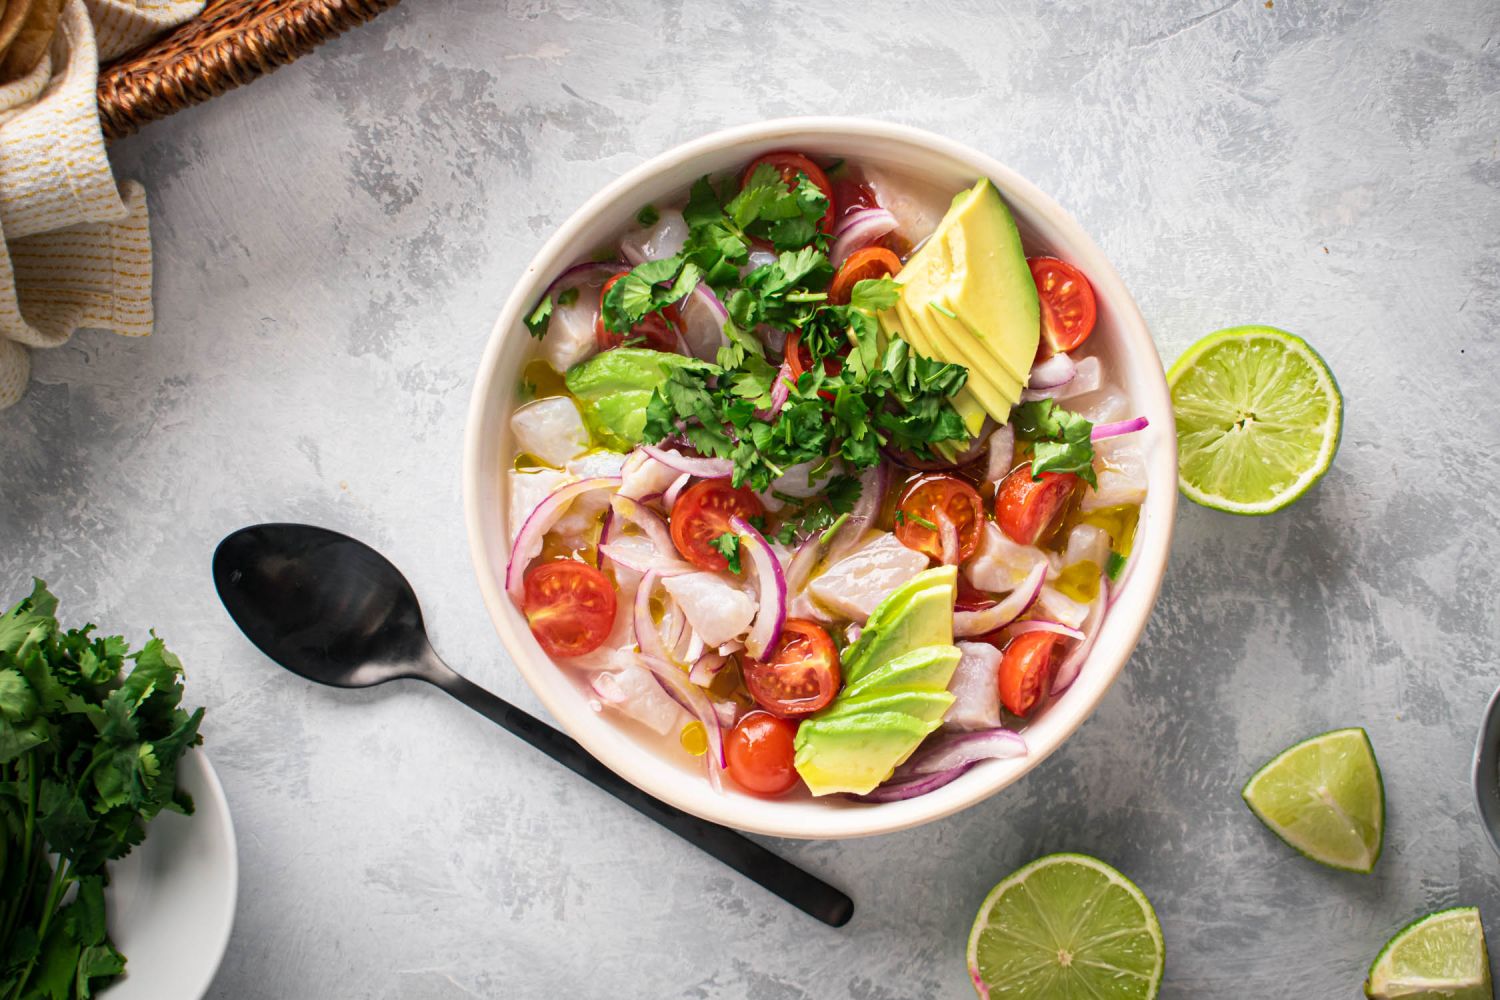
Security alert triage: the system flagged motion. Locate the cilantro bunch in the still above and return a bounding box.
[0,582,204,1000]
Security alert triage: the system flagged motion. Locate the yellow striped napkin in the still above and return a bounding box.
[0,0,201,409]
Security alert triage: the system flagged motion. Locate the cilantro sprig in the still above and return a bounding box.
[709,532,743,574]
[0,582,204,1000]
[1012,398,1098,486]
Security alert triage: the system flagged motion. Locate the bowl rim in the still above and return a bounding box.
[463,116,1178,839]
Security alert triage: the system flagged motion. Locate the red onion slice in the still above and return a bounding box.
[852,729,1028,802]
[757,360,794,421]
[541,260,625,302]
[1007,619,1086,642]
[1022,355,1102,401]
[609,494,675,555]
[986,426,1015,486]
[1026,352,1077,390]
[662,473,691,509]
[505,476,622,603]
[1051,578,1108,694]
[784,534,823,596]
[597,541,694,577]
[633,570,673,663]
[688,651,727,687]
[852,762,977,803]
[829,208,898,267]
[937,511,960,566]
[1091,416,1150,441]
[639,654,726,791]
[730,515,786,660]
[904,728,1027,776]
[826,461,888,565]
[953,561,1047,637]
[641,444,734,480]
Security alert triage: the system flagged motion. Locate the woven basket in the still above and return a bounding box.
[97,0,399,140]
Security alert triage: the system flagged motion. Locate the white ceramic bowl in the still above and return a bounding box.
[464,118,1177,839]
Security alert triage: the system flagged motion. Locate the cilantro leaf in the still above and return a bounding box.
[636,204,660,226]
[1106,550,1127,581]
[523,295,553,339]
[710,532,743,574]
[601,255,701,333]
[1012,399,1098,486]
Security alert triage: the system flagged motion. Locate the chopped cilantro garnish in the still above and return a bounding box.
[1012,399,1098,487]
[636,204,660,226]
[894,509,939,532]
[601,255,703,334]
[819,512,850,545]
[772,474,863,545]
[1106,550,1127,580]
[710,531,742,574]
[557,287,579,307]
[524,295,553,338]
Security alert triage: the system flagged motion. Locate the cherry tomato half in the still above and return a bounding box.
[895,474,985,564]
[725,711,800,797]
[595,273,682,353]
[998,631,1061,717]
[829,246,903,305]
[742,619,841,718]
[955,576,1000,613]
[782,331,843,405]
[742,152,836,233]
[522,561,617,658]
[669,479,766,571]
[1028,257,1097,357]
[994,463,1079,546]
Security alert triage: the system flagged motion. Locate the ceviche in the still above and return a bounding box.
[505,151,1148,801]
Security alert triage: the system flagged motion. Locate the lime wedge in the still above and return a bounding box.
[1365,908,1492,999]
[1168,325,1342,514]
[966,853,1164,999]
[1241,727,1384,873]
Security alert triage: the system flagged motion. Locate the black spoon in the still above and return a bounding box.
[212,523,853,927]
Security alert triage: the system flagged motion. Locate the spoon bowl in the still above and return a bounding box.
[213,523,436,687]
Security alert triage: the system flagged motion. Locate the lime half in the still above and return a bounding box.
[1168,325,1342,514]
[1366,908,1492,999]
[1241,727,1384,873]
[966,853,1164,999]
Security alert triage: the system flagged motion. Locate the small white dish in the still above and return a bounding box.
[464,117,1178,839]
[104,750,238,1000]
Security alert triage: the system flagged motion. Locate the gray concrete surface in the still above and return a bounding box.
[2,0,1498,995]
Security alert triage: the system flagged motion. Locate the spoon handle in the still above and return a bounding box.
[431,669,853,927]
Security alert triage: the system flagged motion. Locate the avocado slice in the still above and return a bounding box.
[884,298,988,439]
[877,179,1040,424]
[829,687,957,727]
[842,565,957,685]
[841,645,962,702]
[793,712,940,796]
[891,205,1028,392]
[794,567,963,796]
[896,297,1022,410]
[563,348,697,450]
